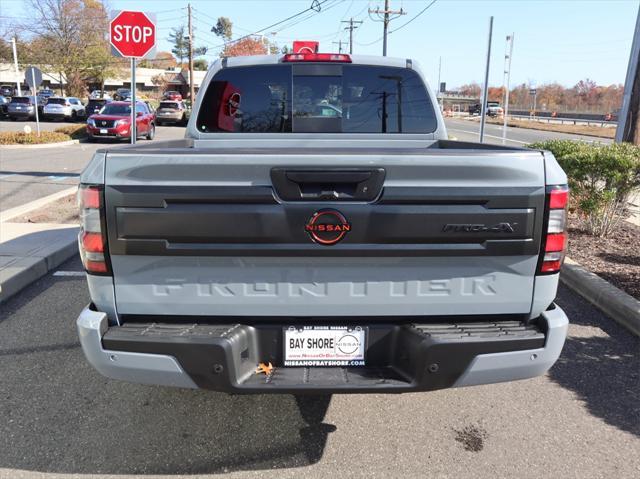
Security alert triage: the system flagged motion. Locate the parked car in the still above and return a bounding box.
[86,100,156,141]
[163,90,183,101]
[37,89,55,101]
[0,85,14,97]
[76,49,569,395]
[86,98,111,116]
[7,96,36,120]
[0,95,9,116]
[90,90,112,100]
[114,88,131,101]
[43,97,86,121]
[155,100,188,125]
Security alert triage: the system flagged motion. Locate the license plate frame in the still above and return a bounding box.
[283,325,367,367]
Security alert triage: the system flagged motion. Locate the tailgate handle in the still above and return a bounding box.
[271,168,386,201]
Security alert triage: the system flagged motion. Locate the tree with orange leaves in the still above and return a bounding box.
[222,37,268,57]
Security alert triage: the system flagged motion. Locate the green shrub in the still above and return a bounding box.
[529,140,640,237]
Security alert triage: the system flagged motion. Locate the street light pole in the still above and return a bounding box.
[11,37,21,96]
[502,33,514,145]
[616,4,640,144]
[479,16,494,143]
[188,3,195,106]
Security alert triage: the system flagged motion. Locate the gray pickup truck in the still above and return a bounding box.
[76,51,569,393]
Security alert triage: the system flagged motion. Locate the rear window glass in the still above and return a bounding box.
[47,98,67,105]
[159,102,179,109]
[196,64,437,134]
[11,97,31,104]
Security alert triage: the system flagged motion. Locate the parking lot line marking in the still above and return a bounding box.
[48,175,70,181]
[0,174,16,180]
[446,128,529,145]
[53,271,85,277]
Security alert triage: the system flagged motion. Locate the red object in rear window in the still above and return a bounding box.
[292,41,319,54]
[283,53,352,63]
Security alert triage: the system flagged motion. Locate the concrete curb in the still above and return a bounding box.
[0,228,78,304]
[0,226,79,304]
[560,259,640,336]
[1,139,80,150]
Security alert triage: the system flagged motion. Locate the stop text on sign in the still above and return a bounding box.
[112,24,153,44]
[109,11,156,59]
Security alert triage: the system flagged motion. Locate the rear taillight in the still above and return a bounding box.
[538,185,569,274]
[77,185,110,275]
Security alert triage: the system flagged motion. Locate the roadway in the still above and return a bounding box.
[0,256,638,478]
[0,120,184,212]
[444,117,614,146]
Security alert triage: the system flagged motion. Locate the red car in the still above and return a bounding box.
[86,101,156,141]
[163,90,183,101]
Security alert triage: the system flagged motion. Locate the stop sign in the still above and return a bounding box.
[110,11,156,58]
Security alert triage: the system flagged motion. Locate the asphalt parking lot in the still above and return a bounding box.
[0,256,638,479]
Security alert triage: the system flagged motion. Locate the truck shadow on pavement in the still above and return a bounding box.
[0,269,336,475]
[551,286,640,437]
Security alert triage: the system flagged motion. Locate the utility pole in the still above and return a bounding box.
[616,4,640,144]
[502,33,514,145]
[437,56,442,111]
[332,40,345,53]
[341,17,363,54]
[369,0,406,56]
[479,16,494,143]
[11,37,21,96]
[187,3,195,106]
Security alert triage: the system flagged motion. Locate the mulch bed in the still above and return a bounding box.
[567,217,640,300]
[14,194,78,224]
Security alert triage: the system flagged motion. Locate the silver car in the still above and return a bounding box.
[7,96,36,120]
[43,97,86,122]
[155,100,188,125]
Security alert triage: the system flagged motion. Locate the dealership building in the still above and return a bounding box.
[0,63,207,98]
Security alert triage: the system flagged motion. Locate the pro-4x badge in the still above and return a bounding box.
[305,209,351,245]
[442,222,518,233]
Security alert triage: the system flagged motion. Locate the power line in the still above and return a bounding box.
[389,0,437,34]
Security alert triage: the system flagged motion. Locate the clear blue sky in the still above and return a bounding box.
[2,0,638,89]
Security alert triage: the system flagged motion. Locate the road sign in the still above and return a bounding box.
[25,66,42,88]
[109,11,156,58]
[529,88,537,95]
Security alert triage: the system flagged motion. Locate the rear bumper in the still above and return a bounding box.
[87,126,129,138]
[77,305,568,394]
[157,113,183,122]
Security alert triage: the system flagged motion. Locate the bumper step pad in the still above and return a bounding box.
[102,320,545,393]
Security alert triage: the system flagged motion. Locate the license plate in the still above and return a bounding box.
[100,129,108,134]
[284,326,366,366]
[15,106,21,110]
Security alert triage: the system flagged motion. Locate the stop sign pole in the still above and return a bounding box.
[109,11,156,144]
